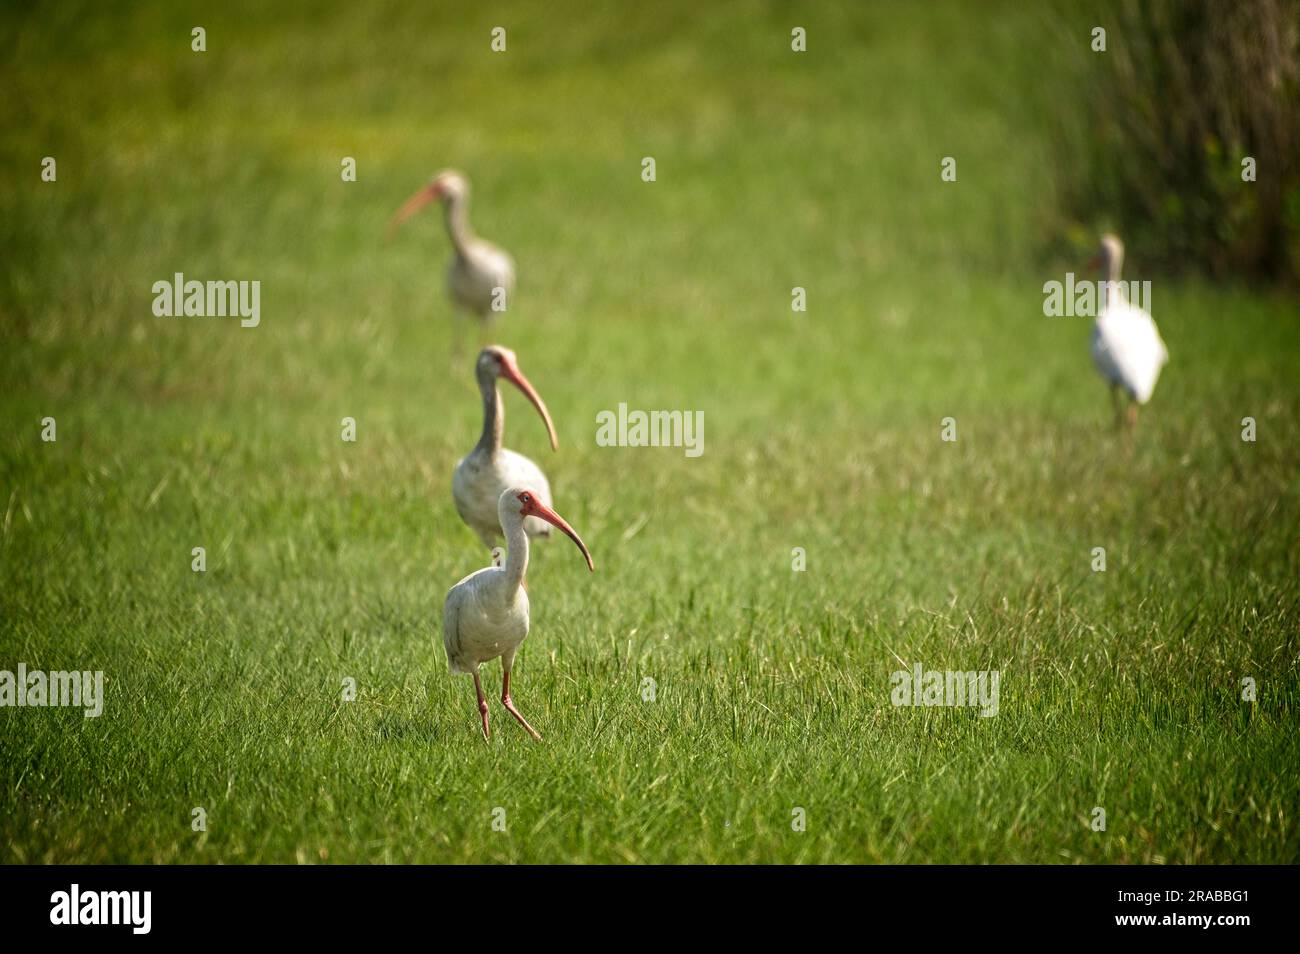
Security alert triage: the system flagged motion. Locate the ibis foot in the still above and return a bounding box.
[501,671,542,741]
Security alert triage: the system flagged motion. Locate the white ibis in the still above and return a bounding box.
[389,170,516,342]
[1088,234,1168,427]
[453,346,558,550]
[442,487,594,741]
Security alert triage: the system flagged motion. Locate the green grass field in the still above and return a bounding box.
[2,1,1297,864]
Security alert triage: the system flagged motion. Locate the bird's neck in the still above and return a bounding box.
[502,516,529,596]
[443,197,473,257]
[1103,255,1124,309]
[474,381,504,455]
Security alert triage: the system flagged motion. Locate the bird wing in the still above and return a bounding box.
[442,588,467,673]
[452,452,505,548]
[1090,323,1124,388]
[471,239,516,291]
[1093,304,1167,403]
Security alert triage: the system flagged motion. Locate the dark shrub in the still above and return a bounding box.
[1060,0,1300,282]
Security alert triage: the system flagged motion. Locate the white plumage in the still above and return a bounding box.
[451,346,558,549]
[1091,299,1168,405]
[1088,234,1168,425]
[390,169,517,324]
[448,235,515,319]
[453,446,553,548]
[442,487,594,741]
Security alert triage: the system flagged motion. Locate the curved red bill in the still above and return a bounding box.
[387,182,440,236]
[522,499,594,571]
[499,357,558,452]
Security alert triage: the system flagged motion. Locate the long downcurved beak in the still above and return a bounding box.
[387,183,440,237]
[500,358,558,451]
[525,501,594,571]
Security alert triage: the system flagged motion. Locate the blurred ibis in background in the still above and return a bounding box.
[1088,233,1169,428]
[389,169,516,348]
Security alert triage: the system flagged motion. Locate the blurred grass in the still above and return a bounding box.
[0,0,1297,863]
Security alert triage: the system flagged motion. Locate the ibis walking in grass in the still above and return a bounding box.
[453,346,559,550]
[389,170,516,346]
[1088,234,1168,428]
[442,487,594,741]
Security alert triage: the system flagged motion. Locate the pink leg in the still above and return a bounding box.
[472,669,490,741]
[501,669,542,741]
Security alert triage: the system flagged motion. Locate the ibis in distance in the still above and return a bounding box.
[1088,233,1169,428]
[389,169,517,343]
